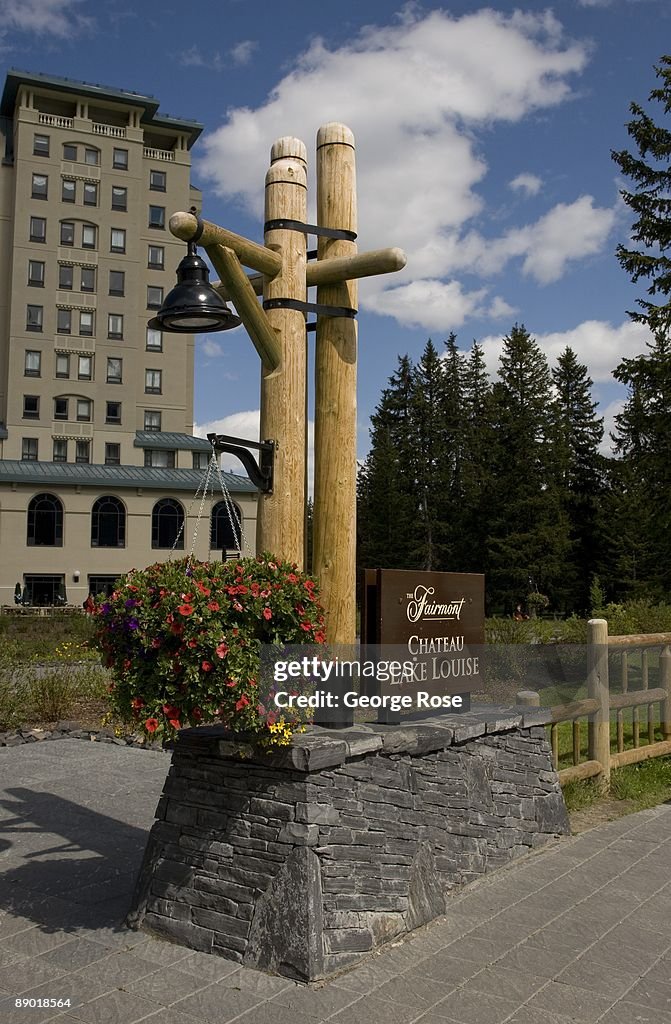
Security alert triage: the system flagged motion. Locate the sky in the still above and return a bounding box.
[1,0,669,473]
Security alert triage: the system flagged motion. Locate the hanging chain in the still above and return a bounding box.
[214,456,246,556]
[167,454,215,563]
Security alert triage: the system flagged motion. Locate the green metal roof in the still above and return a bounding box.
[1,70,203,148]
[134,431,212,451]
[0,460,256,492]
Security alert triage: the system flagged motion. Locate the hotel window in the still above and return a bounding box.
[106,401,121,424]
[144,449,175,468]
[31,174,48,199]
[145,369,162,394]
[109,270,125,296]
[84,147,99,166]
[81,267,96,292]
[112,147,128,170]
[106,357,122,383]
[24,350,41,377]
[147,286,163,310]
[193,452,209,470]
[76,398,92,422]
[148,244,164,269]
[22,438,38,461]
[78,355,92,380]
[30,216,46,243]
[53,439,68,463]
[55,353,70,378]
[26,305,43,331]
[54,397,69,420]
[83,182,98,206]
[148,205,165,229]
[146,326,162,351]
[108,314,123,340]
[111,186,127,211]
[76,440,91,464]
[63,143,77,161]
[144,409,161,432]
[110,228,126,253]
[61,179,76,203]
[60,221,74,246]
[58,264,73,290]
[33,134,50,157]
[105,443,121,465]
[57,309,72,334]
[28,260,45,287]
[82,224,97,249]
[79,311,94,337]
[23,395,39,419]
[149,169,166,191]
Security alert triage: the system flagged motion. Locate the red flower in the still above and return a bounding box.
[192,707,203,721]
[250,583,260,597]
[216,641,229,659]
[145,718,159,733]
[168,718,181,730]
[151,638,161,649]
[196,582,211,596]
[202,660,214,672]
[263,607,272,621]
[170,622,184,635]
[188,639,198,648]
[235,695,249,711]
[315,630,326,644]
[177,604,194,616]
[131,697,145,710]
[266,712,277,726]
[300,621,313,632]
[287,573,299,584]
[162,703,179,718]
[305,579,316,591]
[207,601,220,612]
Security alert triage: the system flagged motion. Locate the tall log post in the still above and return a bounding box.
[257,139,308,566]
[587,618,611,787]
[313,123,358,644]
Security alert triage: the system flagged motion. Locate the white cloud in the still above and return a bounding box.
[477,319,652,383]
[199,339,224,358]
[178,45,224,71]
[198,9,592,332]
[230,40,257,66]
[0,0,90,36]
[509,172,543,197]
[364,279,489,332]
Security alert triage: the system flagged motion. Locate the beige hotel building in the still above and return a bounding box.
[0,70,257,607]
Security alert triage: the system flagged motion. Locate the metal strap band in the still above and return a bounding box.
[263,297,357,320]
[264,218,357,242]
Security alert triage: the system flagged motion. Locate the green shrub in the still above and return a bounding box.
[27,667,76,722]
[597,600,671,636]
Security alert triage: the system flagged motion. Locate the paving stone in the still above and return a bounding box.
[467,963,548,1002]
[522,979,615,1022]
[624,975,671,1014]
[125,965,213,1006]
[170,982,263,1023]
[414,951,483,986]
[271,981,361,1016]
[597,1000,671,1024]
[67,988,159,1023]
[556,956,639,997]
[428,988,519,1024]
[328,993,420,1024]
[37,938,113,972]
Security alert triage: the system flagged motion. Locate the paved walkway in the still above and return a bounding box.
[0,741,670,1024]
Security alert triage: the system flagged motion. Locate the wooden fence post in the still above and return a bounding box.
[587,618,611,787]
[660,645,671,741]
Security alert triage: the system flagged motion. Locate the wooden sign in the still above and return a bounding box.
[361,568,485,718]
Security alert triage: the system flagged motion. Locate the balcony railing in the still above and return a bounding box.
[92,122,126,138]
[143,147,175,162]
[38,113,74,129]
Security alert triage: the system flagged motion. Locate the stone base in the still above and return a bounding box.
[127,707,569,981]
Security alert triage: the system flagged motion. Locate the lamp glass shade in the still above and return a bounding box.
[149,246,241,334]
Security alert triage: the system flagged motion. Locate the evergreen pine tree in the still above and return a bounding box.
[453,341,492,573]
[409,340,448,570]
[486,324,571,612]
[550,347,605,612]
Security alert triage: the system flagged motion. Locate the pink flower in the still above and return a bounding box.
[216,641,229,659]
[207,601,220,612]
[263,607,272,621]
[235,695,249,711]
[202,660,214,672]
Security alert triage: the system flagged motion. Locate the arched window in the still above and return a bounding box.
[27,493,63,546]
[210,500,242,554]
[91,496,126,548]
[152,498,184,549]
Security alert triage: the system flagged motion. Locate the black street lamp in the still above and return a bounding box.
[148,241,241,334]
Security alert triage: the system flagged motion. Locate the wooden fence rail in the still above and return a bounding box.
[517,618,671,789]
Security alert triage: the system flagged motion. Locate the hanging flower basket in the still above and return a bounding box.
[94,554,326,748]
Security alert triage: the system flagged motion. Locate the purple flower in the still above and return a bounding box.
[101,603,111,615]
[127,618,139,631]
[185,567,193,577]
[125,598,137,609]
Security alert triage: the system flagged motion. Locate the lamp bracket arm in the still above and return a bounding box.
[207,433,275,493]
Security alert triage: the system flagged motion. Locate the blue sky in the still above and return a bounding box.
[1,0,669,470]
